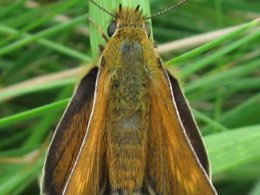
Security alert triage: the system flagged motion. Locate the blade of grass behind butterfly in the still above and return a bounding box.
[23,86,74,148]
[0,77,76,102]
[0,152,44,195]
[0,14,88,57]
[205,125,260,175]
[0,25,92,63]
[0,0,27,19]
[203,94,260,134]
[181,29,260,79]
[250,181,260,195]
[0,0,81,47]
[0,128,31,149]
[0,87,73,193]
[89,0,151,58]
[165,18,259,66]
[185,58,260,97]
[0,99,69,129]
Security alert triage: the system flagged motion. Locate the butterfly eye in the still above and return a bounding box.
[107,21,117,37]
[145,24,151,38]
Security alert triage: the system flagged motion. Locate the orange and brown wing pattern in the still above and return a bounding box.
[145,68,216,194]
[41,67,98,195]
[167,71,210,175]
[63,64,112,195]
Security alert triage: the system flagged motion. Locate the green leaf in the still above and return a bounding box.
[205,125,260,175]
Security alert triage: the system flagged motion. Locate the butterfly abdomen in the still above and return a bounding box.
[105,41,150,191]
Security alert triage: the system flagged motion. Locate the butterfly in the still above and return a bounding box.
[41,2,217,195]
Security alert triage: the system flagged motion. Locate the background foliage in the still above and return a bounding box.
[0,0,259,194]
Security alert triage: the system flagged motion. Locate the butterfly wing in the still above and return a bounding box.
[41,67,98,195]
[167,71,210,175]
[62,63,111,195]
[145,68,216,194]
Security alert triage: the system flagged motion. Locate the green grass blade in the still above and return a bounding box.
[205,125,260,175]
[0,99,69,129]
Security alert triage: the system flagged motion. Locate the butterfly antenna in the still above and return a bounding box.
[146,0,188,20]
[89,0,116,18]
[88,16,109,42]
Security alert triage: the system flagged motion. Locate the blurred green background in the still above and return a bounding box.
[0,0,259,194]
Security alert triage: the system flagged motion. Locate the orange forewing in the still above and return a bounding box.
[146,69,216,194]
[63,63,111,194]
[41,68,98,195]
[167,72,210,175]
